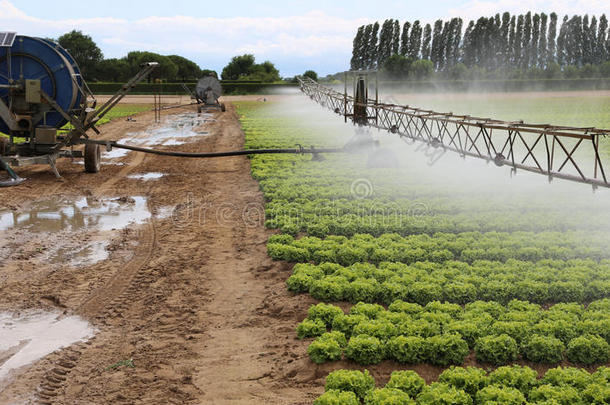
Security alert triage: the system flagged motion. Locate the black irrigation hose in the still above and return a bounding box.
[85,140,345,158]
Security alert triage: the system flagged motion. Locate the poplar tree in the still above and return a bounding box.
[515,15,524,67]
[400,22,411,56]
[440,20,451,70]
[606,22,610,60]
[523,12,532,68]
[351,25,365,70]
[422,23,432,60]
[491,15,501,69]
[452,18,463,66]
[532,14,541,68]
[582,15,592,65]
[508,15,516,64]
[462,20,475,67]
[539,13,548,67]
[548,13,558,64]
[472,17,487,68]
[569,15,583,66]
[377,20,390,66]
[392,20,401,56]
[597,15,608,64]
[587,16,600,63]
[501,12,511,64]
[557,15,568,66]
[409,21,423,60]
[431,20,444,69]
[361,25,373,69]
[370,23,380,68]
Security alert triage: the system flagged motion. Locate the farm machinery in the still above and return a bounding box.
[193,76,226,113]
[0,34,334,186]
[299,72,610,189]
[0,33,158,186]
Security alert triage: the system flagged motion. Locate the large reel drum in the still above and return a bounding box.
[0,35,84,134]
[195,76,222,105]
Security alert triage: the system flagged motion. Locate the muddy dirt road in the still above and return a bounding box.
[0,105,323,404]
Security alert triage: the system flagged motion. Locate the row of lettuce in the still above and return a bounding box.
[298,301,610,366]
[236,101,610,404]
[268,232,610,266]
[315,367,609,405]
[283,259,609,306]
[264,197,610,236]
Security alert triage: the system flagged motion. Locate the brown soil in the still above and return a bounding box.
[0,104,325,404]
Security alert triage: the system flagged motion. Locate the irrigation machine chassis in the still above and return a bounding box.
[0,33,158,186]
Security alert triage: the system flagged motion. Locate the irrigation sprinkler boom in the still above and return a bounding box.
[0,33,158,186]
[298,73,610,189]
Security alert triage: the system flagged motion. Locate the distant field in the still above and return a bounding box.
[90,104,151,126]
[386,91,610,129]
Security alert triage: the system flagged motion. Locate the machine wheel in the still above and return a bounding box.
[84,143,101,173]
[221,103,226,112]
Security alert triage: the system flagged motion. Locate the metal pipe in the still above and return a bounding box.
[83,139,344,158]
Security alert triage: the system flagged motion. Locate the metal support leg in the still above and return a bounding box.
[0,156,25,187]
[47,154,61,178]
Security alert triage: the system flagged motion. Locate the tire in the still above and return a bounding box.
[84,143,101,173]
[0,137,7,155]
[221,103,226,112]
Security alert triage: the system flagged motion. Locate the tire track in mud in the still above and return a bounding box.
[28,109,212,404]
[76,204,156,320]
[32,125,158,404]
[35,216,157,404]
[93,151,147,196]
[36,342,90,405]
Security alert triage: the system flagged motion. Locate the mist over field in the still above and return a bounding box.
[265,91,610,232]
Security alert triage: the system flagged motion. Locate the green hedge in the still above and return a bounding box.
[88,82,297,95]
[336,78,610,93]
[89,78,610,95]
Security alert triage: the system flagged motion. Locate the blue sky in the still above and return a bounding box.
[2,0,609,77]
[12,1,463,21]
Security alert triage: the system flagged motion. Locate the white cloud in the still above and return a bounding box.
[0,1,372,76]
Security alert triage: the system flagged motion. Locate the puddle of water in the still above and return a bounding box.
[162,139,186,146]
[52,242,111,266]
[102,147,130,160]
[0,196,151,266]
[155,206,175,219]
[127,172,165,181]
[0,311,95,384]
[103,113,212,160]
[0,196,150,233]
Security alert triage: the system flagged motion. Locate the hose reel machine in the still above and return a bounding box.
[0,33,158,186]
[194,76,225,113]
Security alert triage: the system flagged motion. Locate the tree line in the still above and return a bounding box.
[56,30,281,83]
[57,31,217,82]
[351,12,610,80]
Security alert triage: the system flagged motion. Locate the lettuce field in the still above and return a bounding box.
[236,95,610,404]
